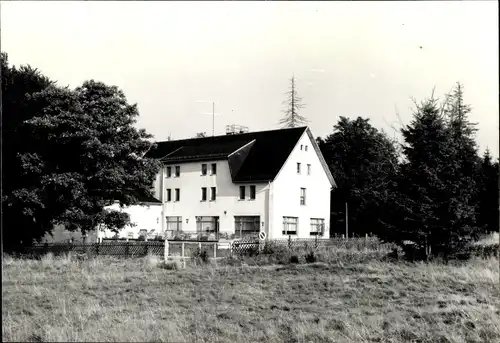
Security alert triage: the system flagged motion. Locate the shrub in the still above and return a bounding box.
[304,251,317,263]
[158,260,181,270]
[290,255,299,264]
[191,247,210,265]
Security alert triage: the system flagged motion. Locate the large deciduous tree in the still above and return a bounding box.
[2,53,160,252]
[318,116,399,237]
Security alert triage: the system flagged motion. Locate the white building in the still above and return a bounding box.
[143,126,336,240]
[99,193,163,240]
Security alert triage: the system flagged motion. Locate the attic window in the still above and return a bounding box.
[297,163,301,174]
[305,145,308,151]
[300,145,303,150]
[166,166,172,178]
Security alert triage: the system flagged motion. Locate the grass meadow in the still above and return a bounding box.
[2,247,500,343]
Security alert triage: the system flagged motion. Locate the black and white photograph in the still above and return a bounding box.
[1,1,499,342]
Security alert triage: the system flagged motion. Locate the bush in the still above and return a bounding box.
[191,247,210,265]
[158,260,181,270]
[304,251,317,263]
[290,255,299,264]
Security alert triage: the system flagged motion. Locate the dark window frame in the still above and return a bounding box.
[249,185,256,200]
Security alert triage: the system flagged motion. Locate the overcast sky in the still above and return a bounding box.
[2,1,498,156]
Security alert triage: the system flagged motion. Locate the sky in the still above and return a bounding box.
[2,1,498,156]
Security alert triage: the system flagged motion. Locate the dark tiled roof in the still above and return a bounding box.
[147,127,308,183]
[132,191,162,204]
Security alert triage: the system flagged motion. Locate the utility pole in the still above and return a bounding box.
[345,202,349,239]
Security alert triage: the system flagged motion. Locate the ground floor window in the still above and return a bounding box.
[196,216,219,234]
[282,216,298,235]
[310,218,325,236]
[164,216,182,238]
[234,216,260,239]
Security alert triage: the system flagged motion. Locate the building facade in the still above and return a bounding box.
[148,126,336,240]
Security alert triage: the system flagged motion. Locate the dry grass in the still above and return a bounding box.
[474,232,500,246]
[2,252,499,343]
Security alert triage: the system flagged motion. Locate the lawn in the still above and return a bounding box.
[2,254,499,343]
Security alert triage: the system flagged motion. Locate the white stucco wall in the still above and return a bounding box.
[271,131,332,239]
[100,203,163,239]
[156,160,269,236]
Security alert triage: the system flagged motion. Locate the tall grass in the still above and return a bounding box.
[3,251,499,342]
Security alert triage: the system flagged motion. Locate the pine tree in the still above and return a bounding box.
[442,82,481,242]
[396,90,480,260]
[477,149,499,234]
[279,75,308,128]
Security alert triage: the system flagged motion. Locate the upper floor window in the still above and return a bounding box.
[307,164,311,175]
[201,164,207,176]
[249,185,256,200]
[174,166,180,177]
[210,187,217,201]
[166,166,172,178]
[239,186,245,200]
[166,188,172,202]
[297,162,301,174]
[211,163,217,175]
[175,188,180,201]
[201,187,207,201]
[300,188,306,205]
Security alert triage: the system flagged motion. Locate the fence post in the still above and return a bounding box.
[199,242,202,250]
[125,242,130,259]
[181,242,185,258]
[95,243,99,257]
[288,235,292,250]
[214,242,217,259]
[164,240,169,261]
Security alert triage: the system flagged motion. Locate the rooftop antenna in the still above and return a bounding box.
[196,101,222,136]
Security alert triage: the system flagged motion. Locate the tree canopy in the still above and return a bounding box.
[2,52,160,252]
[317,116,399,237]
[318,83,498,260]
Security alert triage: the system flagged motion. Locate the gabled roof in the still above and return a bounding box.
[147,126,335,186]
[131,191,162,204]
